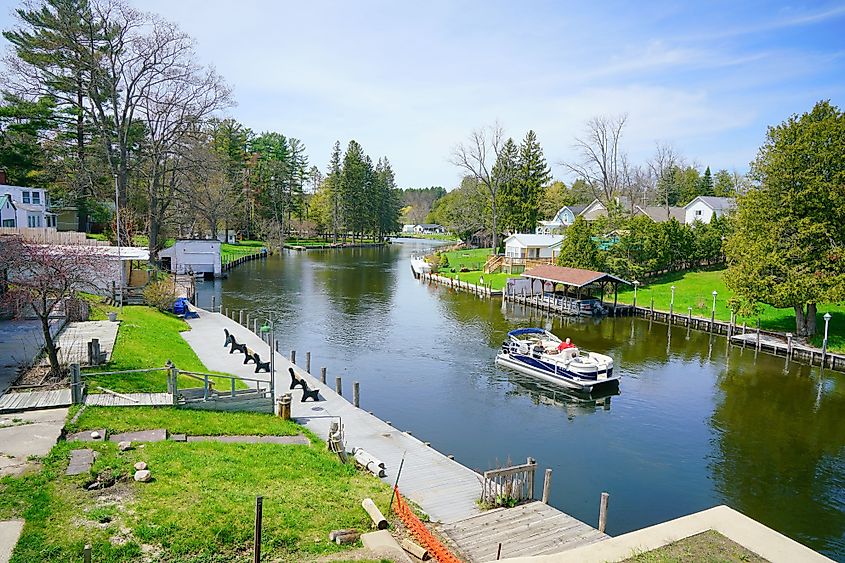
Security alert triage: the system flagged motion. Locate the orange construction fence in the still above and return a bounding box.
[392,486,462,563]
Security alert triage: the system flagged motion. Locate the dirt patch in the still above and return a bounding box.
[622,530,769,562]
[11,363,68,389]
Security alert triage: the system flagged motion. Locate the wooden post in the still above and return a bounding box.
[598,492,609,533]
[401,538,430,561]
[83,544,92,563]
[290,350,296,365]
[277,393,292,420]
[542,468,553,504]
[246,312,251,328]
[239,309,244,325]
[527,457,536,499]
[650,297,654,319]
[321,367,327,384]
[253,318,258,334]
[688,307,692,327]
[275,340,279,353]
[787,333,793,359]
[254,496,263,563]
[756,319,761,351]
[353,381,360,407]
[305,351,311,374]
[335,376,343,396]
[225,306,229,317]
[361,498,388,530]
[171,365,179,405]
[70,363,82,404]
[211,295,216,312]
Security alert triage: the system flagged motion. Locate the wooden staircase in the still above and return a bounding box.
[484,255,505,274]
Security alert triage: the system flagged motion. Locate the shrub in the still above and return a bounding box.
[143,278,177,311]
[440,254,450,269]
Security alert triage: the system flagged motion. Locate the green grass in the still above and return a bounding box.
[623,530,767,562]
[221,242,265,264]
[398,233,460,241]
[66,406,302,437]
[82,305,246,393]
[85,233,109,241]
[430,248,514,290]
[615,267,845,352]
[439,270,511,291]
[1,408,391,562]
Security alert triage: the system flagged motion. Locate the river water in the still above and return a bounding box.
[197,240,845,560]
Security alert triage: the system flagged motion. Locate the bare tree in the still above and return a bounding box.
[564,114,628,204]
[174,137,233,239]
[0,237,103,377]
[647,142,680,213]
[451,123,506,251]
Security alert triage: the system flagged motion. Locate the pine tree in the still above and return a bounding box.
[339,140,368,241]
[515,129,550,233]
[556,216,602,270]
[325,141,342,242]
[700,166,714,197]
[493,138,520,234]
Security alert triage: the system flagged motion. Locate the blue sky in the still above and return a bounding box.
[1,0,844,188]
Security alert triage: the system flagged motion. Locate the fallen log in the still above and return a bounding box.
[328,528,358,542]
[334,531,360,545]
[362,498,388,530]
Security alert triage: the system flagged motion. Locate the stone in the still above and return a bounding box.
[66,449,97,476]
[118,441,132,451]
[90,431,101,440]
[169,433,187,442]
[133,461,147,471]
[108,429,167,444]
[133,469,151,482]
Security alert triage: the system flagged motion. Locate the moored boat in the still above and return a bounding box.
[495,328,619,391]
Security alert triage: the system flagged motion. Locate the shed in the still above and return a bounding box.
[159,239,222,277]
[504,234,564,259]
[521,264,630,309]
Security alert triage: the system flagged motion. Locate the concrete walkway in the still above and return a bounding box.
[52,320,119,366]
[0,520,24,563]
[182,310,485,524]
[0,319,60,395]
[0,407,67,477]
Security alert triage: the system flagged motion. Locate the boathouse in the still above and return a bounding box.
[515,264,630,314]
[159,239,222,278]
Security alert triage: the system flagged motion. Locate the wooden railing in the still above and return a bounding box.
[481,458,537,507]
[0,227,108,245]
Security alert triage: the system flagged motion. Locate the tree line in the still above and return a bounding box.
[0,0,401,255]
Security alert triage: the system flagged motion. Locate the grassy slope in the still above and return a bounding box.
[614,267,845,352]
[1,408,391,563]
[221,241,265,264]
[84,304,245,392]
[623,530,767,562]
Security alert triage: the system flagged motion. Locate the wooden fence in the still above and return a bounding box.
[481,458,537,507]
[222,248,267,271]
[0,227,108,245]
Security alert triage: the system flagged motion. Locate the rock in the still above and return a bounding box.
[133,461,147,471]
[118,441,132,451]
[133,469,151,482]
[90,431,101,439]
[87,481,101,490]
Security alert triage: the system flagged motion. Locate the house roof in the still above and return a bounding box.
[504,234,564,248]
[416,224,442,229]
[635,205,686,223]
[686,196,736,211]
[15,202,47,212]
[0,194,15,210]
[567,204,588,215]
[522,265,630,288]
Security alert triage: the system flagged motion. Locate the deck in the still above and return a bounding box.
[84,392,173,407]
[0,389,71,413]
[51,321,119,366]
[184,310,608,559]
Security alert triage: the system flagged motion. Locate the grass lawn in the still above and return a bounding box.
[615,267,845,352]
[221,241,265,264]
[83,304,245,393]
[397,233,460,241]
[439,270,512,291]
[622,530,768,562]
[1,408,391,563]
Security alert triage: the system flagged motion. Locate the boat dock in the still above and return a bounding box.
[183,309,608,561]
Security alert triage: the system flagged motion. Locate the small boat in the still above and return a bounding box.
[495,328,619,391]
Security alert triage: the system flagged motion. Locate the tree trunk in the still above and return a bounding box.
[794,304,809,337]
[76,76,88,233]
[40,309,60,378]
[806,303,817,338]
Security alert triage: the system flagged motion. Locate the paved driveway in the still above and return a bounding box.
[0,320,45,395]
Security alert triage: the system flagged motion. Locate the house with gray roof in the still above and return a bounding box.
[684,196,736,224]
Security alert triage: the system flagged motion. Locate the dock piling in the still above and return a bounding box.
[335,376,343,396]
[353,381,360,407]
[542,468,553,504]
[290,350,296,365]
[320,367,327,384]
[211,295,216,312]
[305,352,311,374]
[598,492,609,533]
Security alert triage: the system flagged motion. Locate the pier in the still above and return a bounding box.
[183,308,608,561]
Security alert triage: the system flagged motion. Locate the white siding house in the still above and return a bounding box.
[535,204,588,234]
[0,185,56,229]
[402,224,416,234]
[504,234,564,259]
[159,239,222,277]
[413,224,445,234]
[684,196,736,224]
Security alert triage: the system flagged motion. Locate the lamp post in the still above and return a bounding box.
[259,315,277,403]
[633,281,639,310]
[114,173,123,311]
[670,285,676,320]
[711,290,718,328]
[822,312,832,365]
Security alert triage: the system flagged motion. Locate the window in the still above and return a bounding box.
[22,191,30,204]
[1,219,14,227]
[27,214,42,228]
[31,191,41,205]
[695,209,702,216]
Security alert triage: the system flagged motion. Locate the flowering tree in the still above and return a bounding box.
[0,237,104,377]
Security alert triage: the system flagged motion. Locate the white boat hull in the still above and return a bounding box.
[496,353,620,391]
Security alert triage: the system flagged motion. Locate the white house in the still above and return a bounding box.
[402,224,416,234]
[504,234,564,259]
[535,204,588,234]
[414,224,445,234]
[0,184,57,229]
[684,196,736,224]
[215,230,238,244]
[159,239,222,277]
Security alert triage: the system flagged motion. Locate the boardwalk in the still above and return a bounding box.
[84,392,172,407]
[184,309,607,559]
[51,321,119,366]
[0,389,71,413]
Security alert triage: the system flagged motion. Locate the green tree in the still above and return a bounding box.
[700,166,714,197]
[0,95,56,187]
[538,180,573,221]
[556,216,603,270]
[493,138,520,232]
[514,129,550,232]
[713,169,736,197]
[676,166,703,206]
[724,100,845,337]
[339,140,369,241]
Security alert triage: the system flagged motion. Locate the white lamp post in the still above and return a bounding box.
[711,290,718,328]
[822,312,832,364]
[670,285,676,319]
[633,280,640,309]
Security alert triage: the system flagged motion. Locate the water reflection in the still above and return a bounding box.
[506,374,618,420]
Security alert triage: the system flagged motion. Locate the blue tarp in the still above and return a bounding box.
[508,328,546,337]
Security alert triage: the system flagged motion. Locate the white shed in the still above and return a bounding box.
[503,234,564,259]
[159,239,222,277]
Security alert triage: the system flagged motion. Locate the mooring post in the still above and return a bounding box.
[83,544,92,563]
[305,351,311,374]
[728,311,735,338]
[253,495,263,563]
[687,306,692,327]
[542,468,553,504]
[239,309,244,325]
[290,350,296,365]
[335,376,343,396]
[756,319,761,351]
[320,367,327,384]
[253,318,258,335]
[353,381,360,407]
[70,363,82,404]
[246,312,251,328]
[787,333,793,359]
[650,297,654,319]
[211,295,216,312]
[598,492,609,533]
[275,340,279,353]
[225,306,229,318]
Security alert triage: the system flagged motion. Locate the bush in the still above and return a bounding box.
[440,254,450,269]
[143,278,177,311]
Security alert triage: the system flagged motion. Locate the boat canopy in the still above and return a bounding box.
[508,328,547,337]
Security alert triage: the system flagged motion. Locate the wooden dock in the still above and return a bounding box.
[440,501,607,561]
[0,389,71,413]
[184,309,608,560]
[84,392,173,407]
[420,272,502,297]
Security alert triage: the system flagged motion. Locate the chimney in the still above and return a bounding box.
[0,169,6,185]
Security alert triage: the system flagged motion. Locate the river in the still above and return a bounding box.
[197,240,845,560]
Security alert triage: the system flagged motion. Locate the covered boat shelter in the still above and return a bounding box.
[520,265,631,311]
